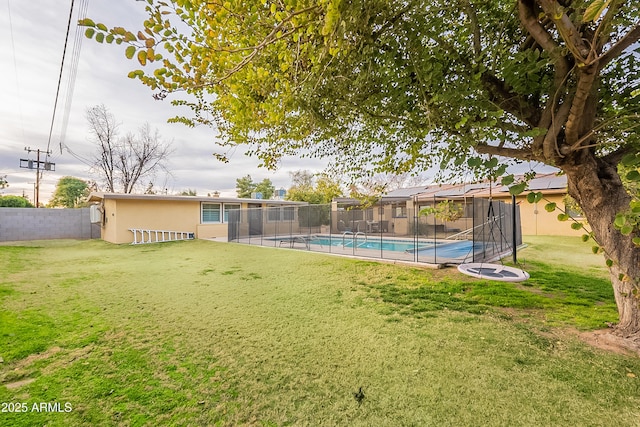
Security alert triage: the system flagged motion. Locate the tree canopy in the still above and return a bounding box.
[285,170,343,203]
[0,195,34,208]
[84,2,640,337]
[48,176,89,208]
[235,175,275,199]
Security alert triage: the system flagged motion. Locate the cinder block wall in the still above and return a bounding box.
[0,208,100,242]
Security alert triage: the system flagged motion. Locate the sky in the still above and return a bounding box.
[1,1,561,205]
[0,0,328,203]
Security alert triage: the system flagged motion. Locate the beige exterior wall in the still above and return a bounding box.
[102,199,119,244]
[196,223,229,240]
[102,198,200,244]
[97,196,305,244]
[493,193,587,237]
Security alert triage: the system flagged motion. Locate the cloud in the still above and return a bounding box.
[0,0,326,203]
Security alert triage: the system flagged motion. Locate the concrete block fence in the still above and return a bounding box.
[0,208,100,242]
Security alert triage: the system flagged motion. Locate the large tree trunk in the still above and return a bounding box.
[564,156,640,340]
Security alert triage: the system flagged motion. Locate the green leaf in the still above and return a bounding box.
[620,224,634,235]
[84,28,95,39]
[583,0,611,23]
[632,237,640,246]
[78,18,95,27]
[544,202,557,212]
[571,222,583,230]
[127,70,144,79]
[605,259,613,267]
[467,157,482,168]
[501,175,514,186]
[621,154,640,167]
[97,23,108,32]
[557,213,570,221]
[530,191,543,203]
[486,157,499,169]
[614,214,627,228]
[592,245,600,254]
[138,50,147,66]
[509,182,527,196]
[625,170,640,182]
[581,234,590,242]
[95,32,104,43]
[454,116,468,129]
[125,45,136,60]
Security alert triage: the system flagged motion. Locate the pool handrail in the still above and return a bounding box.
[342,231,368,248]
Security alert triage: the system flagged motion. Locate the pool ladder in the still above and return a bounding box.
[341,231,367,248]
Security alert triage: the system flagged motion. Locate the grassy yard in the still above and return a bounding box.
[0,236,638,426]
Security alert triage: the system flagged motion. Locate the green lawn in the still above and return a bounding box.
[0,237,638,426]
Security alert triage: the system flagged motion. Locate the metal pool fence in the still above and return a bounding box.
[228,196,522,265]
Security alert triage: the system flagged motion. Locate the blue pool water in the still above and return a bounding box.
[308,237,428,252]
[264,235,495,263]
[305,236,478,259]
[413,240,483,259]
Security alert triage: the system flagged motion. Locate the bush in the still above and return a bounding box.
[0,195,34,208]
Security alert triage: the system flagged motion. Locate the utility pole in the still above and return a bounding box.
[20,147,55,208]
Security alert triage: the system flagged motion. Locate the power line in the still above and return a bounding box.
[60,142,94,167]
[58,0,89,154]
[45,0,76,158]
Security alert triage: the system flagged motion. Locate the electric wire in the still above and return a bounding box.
[45,0,75,160]
[58,0,88,154]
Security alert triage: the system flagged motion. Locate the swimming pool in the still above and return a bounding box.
[307,236,432,252]
[258,235,498,264]
[304,235,478,259]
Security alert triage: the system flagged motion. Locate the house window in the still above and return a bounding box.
[224,204,241,222]
[284,206,295,221]
[365,208,374,221]
[202,203,221,223]
[267,206,280,222]
[393,205,407,218]
[267,205,296,221]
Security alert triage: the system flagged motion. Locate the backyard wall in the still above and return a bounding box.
[0,208,99,242]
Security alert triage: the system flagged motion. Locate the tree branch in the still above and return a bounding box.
[479,71,539,128]
[597,23,640,71]
[565,64,599,145]
[475,143,537,162]
[538,0,590,62]
[461,0,482,58]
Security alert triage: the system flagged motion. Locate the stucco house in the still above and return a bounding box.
[88,192,306,244]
